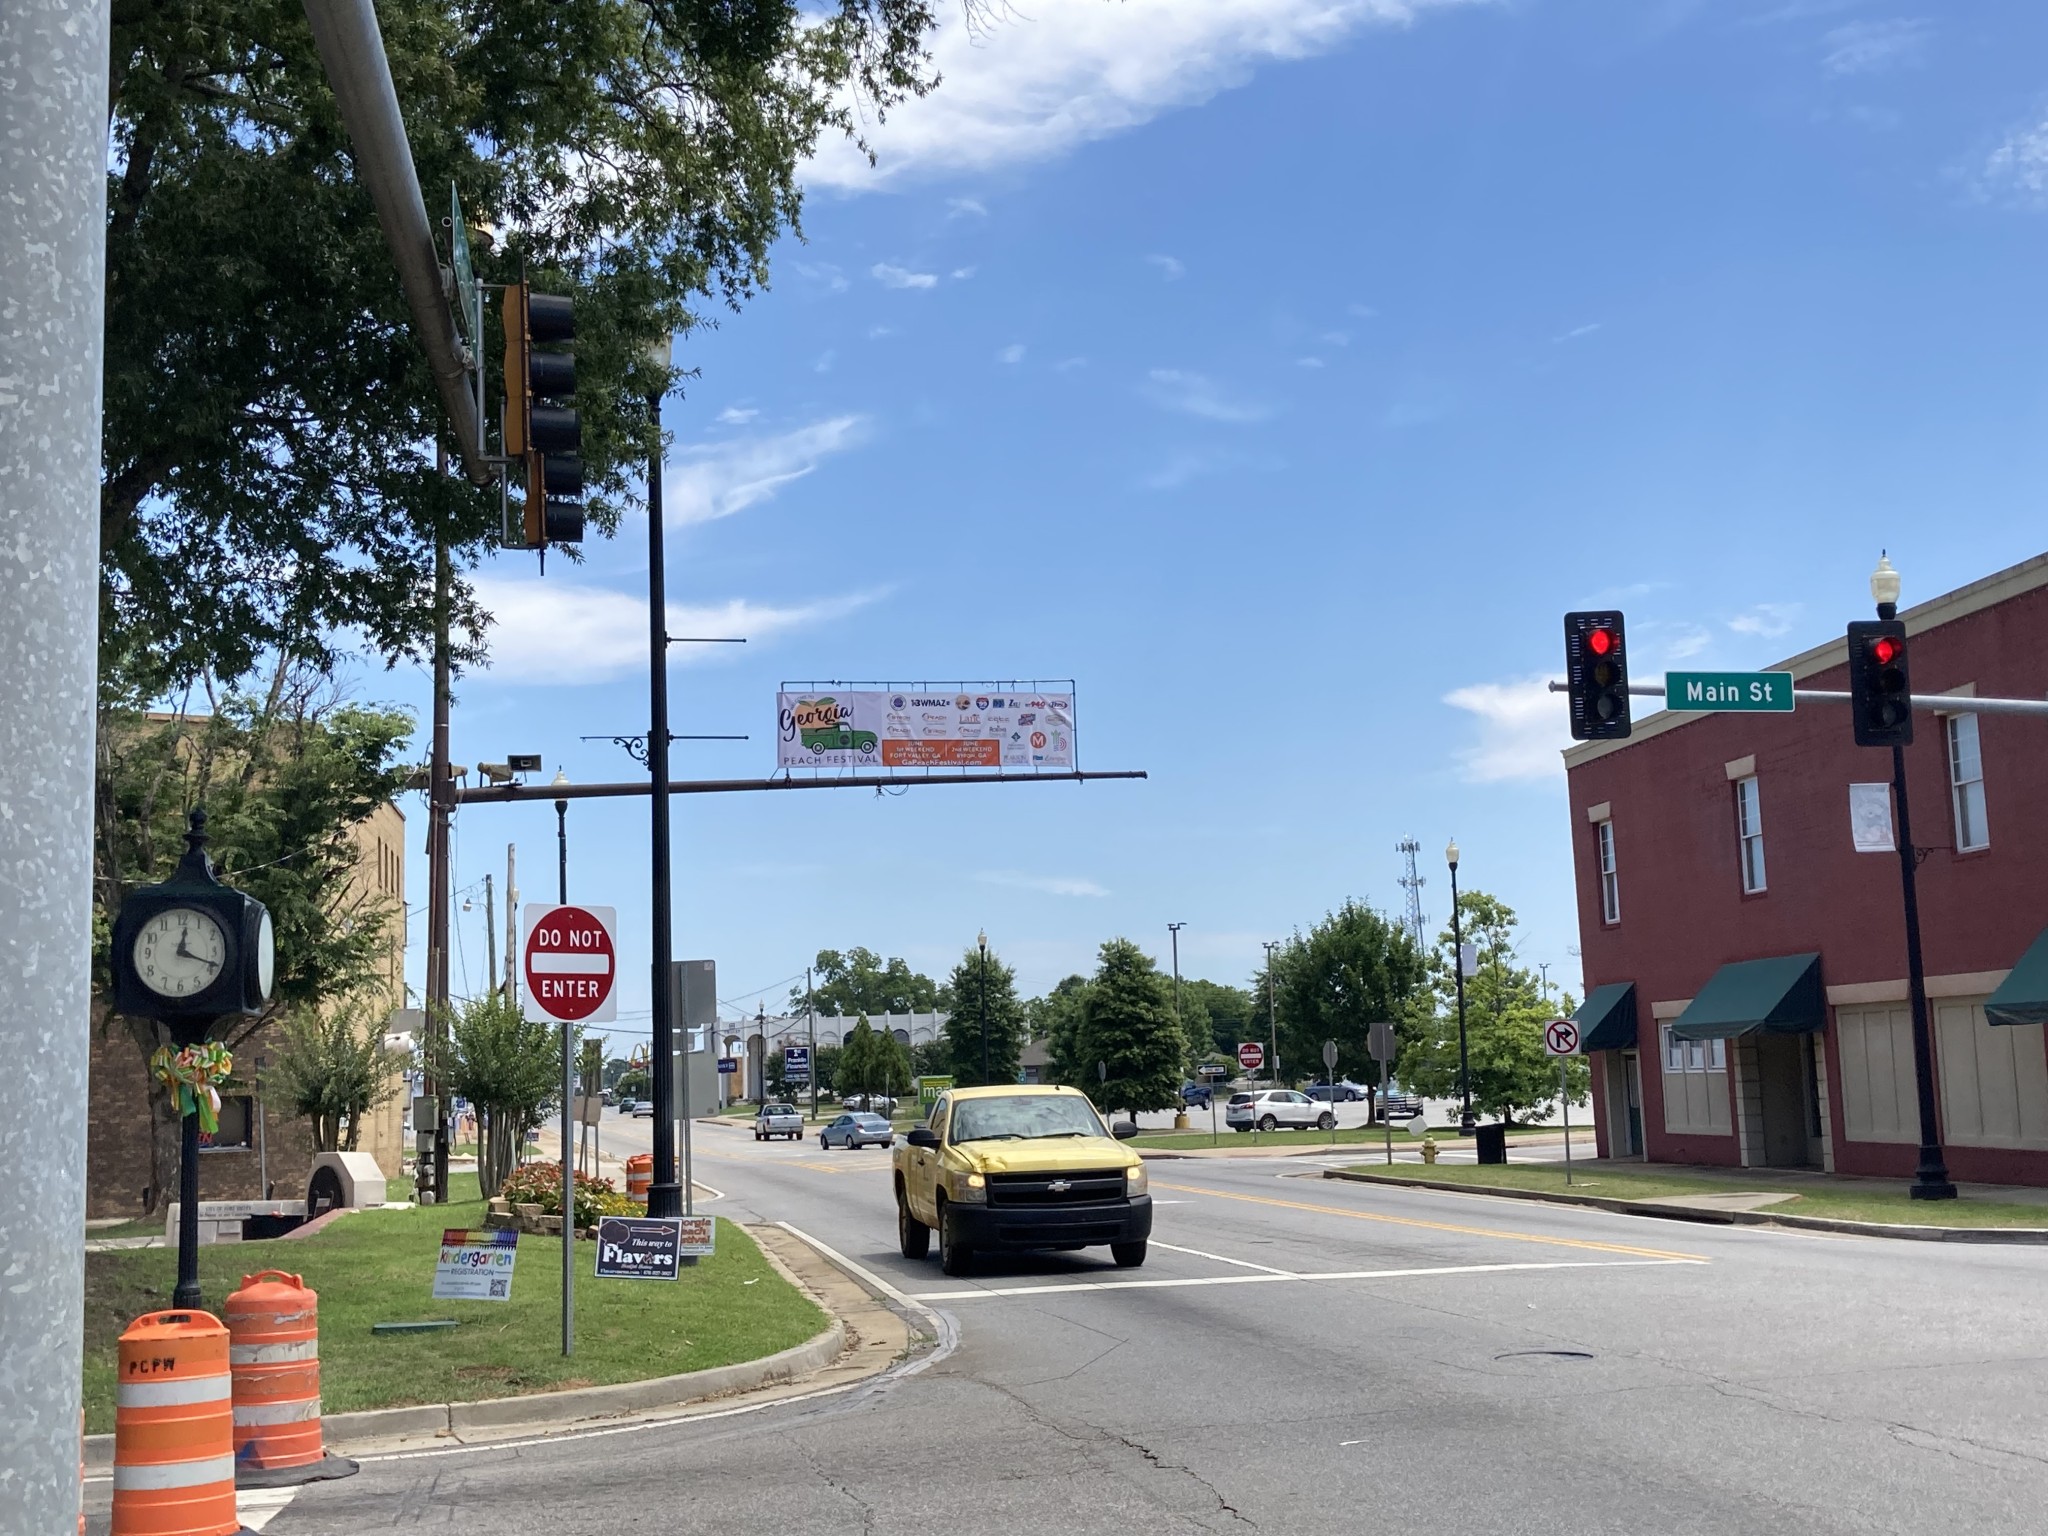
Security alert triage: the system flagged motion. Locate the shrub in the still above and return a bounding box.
[498,1164,639,1229]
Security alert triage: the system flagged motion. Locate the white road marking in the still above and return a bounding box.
[238,1487,298,1530]
[909,1257,1699,1301]
[1150,1239,1299,1277]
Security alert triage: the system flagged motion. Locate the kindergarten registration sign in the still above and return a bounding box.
[433,1228,519,1301]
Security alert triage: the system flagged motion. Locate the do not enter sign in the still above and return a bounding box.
[1237,1041,1264,1072]
[522,904,618,1024]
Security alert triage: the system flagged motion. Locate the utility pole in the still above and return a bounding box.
[1448,839,1475,1136]
[644,346,682,1220]
[1263,941,1281,1087]
[807,967,818,1122]
[505,842,518,1001]
[1168,923,1187,1128]
[424,519,453,1205]
[482,871,496,994]
[1,2,110,1519]
[1396,836,1427,952]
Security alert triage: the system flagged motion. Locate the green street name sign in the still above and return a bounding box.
[1665,671,1795,712]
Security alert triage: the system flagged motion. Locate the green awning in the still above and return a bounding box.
[1670,953,1823,1041]
[1986,928,2048,1027]
[1573,982,1638,1052]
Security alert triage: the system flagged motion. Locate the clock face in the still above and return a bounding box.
[256,910,275,1000]
[132,907,228,1000]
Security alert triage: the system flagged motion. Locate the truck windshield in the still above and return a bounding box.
[951,1095,1108,1144]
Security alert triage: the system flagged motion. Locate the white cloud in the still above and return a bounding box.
[1144,368,1273,423]
[1146,254,1186,280]
[473,578,879,685]
[1552,322,1602,343]
[814,350,836,374]
[867,324,897,340]
[1443,675,1570,784]
[871,262,938,289]
[1296,356,1326,368]
[806,1,1477,190]
[1347,302,1379,319]
[947,197,988,218]
[1727,602,1801,639]
[1821,18,1929,75]
[974,870,1109,898]
[1660,625,1714,662]
[1981,110,2048,204]
[1319,330,1350,346]
[951,265,978,280]
[790,260,849,293]
[663,415,869,526]
[1055,356,1089,372]
[715,406,759,425]
[997,342,1027,364]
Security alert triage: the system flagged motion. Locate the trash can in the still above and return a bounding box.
[1474,1122,1508,1166]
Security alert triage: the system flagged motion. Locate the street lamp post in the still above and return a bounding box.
[1263,940,1281,1088]
[977,930,990,1085]
[551,766,574,1355]
[643,338,682,1219]
[1168,923,1187,1129]
[553,771,569,905]
[1870,557,1957,1201]
[1448,839,1475,1135]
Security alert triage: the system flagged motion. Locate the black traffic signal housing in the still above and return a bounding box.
[1564,610,1631,741]
[501,282,585,549]
[1846,620,1912,747]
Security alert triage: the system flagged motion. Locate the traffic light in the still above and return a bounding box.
[1563,610,1631,741]
[500,282,584,549]
[1846,620,1912,747]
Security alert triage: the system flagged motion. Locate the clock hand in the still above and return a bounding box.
[175,936,196,961]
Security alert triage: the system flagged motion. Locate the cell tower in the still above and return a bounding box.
[1396,837,1427,949]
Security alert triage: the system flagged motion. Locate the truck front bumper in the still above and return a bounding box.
[947,1194,1152,1251]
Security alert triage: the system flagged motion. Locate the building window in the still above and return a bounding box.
[1661,1025,1725,1073]
[197,1094,253,1151]
[1948,713,1988,852]
[1596,820,1619,924]
[1734,776,1766,893]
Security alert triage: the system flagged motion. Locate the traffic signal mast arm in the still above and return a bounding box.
[1544,680,2048,717]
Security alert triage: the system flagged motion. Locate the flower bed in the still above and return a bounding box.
[499,1163,642,1232]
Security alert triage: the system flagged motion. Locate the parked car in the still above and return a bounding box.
[842,1094,897,1115]
[820,1112,896,1150]
[1225,1089,1336,1133]
[1180,1081,1213,1109]
[1375,1094,1425,1122]
[1305,1080,1367,1103]
[755,1102,803,1141]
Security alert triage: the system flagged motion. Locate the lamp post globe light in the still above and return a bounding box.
[1866,555,1956,1200]
[977,929,990,1085]
[1447,838,1474,1136]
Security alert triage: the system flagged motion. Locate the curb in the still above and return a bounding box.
[85,1322,845,1471]
[1319,1169,2048,1244]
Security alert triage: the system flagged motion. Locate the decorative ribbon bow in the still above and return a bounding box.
[150,1041,234,1136]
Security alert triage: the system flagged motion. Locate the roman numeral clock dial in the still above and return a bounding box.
[132,907,228,1000]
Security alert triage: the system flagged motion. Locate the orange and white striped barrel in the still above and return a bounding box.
[625,1152,653,1203]
[224,1270,324,1474]
[112,1310,238,1536]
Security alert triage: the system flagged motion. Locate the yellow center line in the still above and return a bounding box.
[1153,1182,1708,1263]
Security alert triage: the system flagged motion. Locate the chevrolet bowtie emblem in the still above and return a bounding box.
[1048,1179,1071,1193]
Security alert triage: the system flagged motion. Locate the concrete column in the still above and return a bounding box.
[0,0,113,1526]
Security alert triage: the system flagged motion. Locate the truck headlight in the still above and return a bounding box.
[1125,1163,1148,1197]
[951,1170,987,1205]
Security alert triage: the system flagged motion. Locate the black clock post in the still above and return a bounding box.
[111,809,275,1310]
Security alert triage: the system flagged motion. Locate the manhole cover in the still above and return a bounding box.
[1494,1349,1594,1361]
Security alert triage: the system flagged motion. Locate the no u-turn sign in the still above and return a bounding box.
[523,904,618,1024]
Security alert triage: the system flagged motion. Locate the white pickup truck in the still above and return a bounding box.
[754,1102,803,1141]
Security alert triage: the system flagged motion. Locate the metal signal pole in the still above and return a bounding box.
[1263,941,1281,1087]
[644,359,681,1220]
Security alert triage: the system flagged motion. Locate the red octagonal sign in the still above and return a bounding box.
[1237,1041,1264,1072]
[523,904,617,1024]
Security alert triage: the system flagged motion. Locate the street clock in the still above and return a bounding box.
[112,808,274,1033]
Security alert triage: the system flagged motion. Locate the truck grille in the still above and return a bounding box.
[985,1169,1127,1207]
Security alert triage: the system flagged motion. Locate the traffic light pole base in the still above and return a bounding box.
[646,1182,682,1219]
[1910,1178,1958,1201]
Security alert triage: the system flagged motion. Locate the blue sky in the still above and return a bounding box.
[393,0,2048,1051]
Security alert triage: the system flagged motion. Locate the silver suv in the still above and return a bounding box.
[755,1102,803,1141]
[1225,1090,1335,1133]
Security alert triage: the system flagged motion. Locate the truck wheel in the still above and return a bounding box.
[1317,1112,1336,1131]
[754,1131,763,1141]
[938,1204,975,1277]
[897,1193,930,1260]
[1111,1240,1147,1268]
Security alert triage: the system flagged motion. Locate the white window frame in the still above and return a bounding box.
[1661,1024,1725,1074]
[1947,713,1989,853]
[1734,775,1767,894]
[1596,820,1619,924]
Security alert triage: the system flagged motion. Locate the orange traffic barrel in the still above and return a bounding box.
[225,1270,323,1476]
[112,1309,237,1536]
[625,1152,652,1202]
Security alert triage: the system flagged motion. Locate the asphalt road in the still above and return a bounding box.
[259,1123,2048,1533]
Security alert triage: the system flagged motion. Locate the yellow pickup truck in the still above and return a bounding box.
[893,1084,1151,1276]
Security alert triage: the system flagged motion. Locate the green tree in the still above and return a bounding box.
[103,1,956,688]
[614,1069,649,1100]
[1026,975,1090,1085]
[1076,940,1185,1119]
[1399,891,1589,1123]
[1184,979,1254,1060]
[943,946,1024,1087]
[264,1000,407,1153]
[910,1038,950,1079]
[1274,900,1426,1099]
[796,947,944,1019]
[426,993,564,1197]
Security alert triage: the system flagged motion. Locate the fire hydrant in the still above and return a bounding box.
[1420,1133,1439,1165]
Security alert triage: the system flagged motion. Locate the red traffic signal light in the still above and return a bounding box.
[1587,627,1615,657]
[1564,611,1631,741]
[1846,620,1912,747]
[1869,634,1900,667]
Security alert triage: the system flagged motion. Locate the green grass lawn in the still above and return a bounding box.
[1133,1124,1581,1152]
[81,1175,825,1434]
[1337,1162,2048,1229]
[86,1217,167,1241]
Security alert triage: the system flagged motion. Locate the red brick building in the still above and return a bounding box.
[1565,554,2048,1185]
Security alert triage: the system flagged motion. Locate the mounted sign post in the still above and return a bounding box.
[1237,1042,1264,1073]
[522,903,618,1360]
[1322,1040,1340,1145]
[1544,1018,1580,1184]
[1368,1021,1398,1166]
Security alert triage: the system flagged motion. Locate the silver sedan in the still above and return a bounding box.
[819,1112,895,1150]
